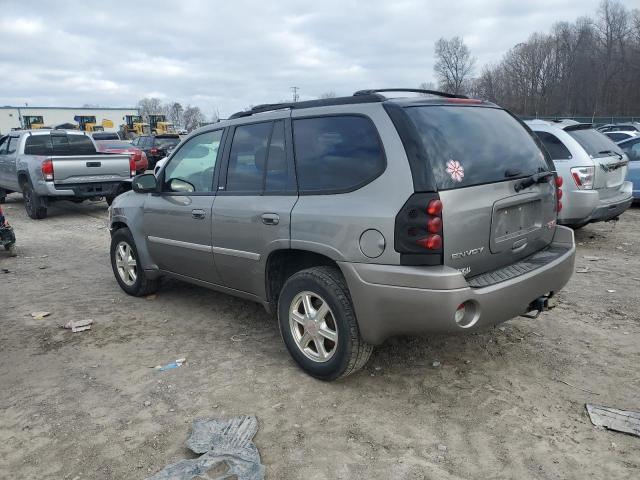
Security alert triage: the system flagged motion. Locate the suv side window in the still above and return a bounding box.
[226,122,273,192]
[264,120,288,192]
[163,129,223,193]
[292,115,385,193]
[535,131,572,160]
[0,136,8,154]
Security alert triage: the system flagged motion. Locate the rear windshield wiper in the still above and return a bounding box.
[514,171,554,192]
[598,150,623,160]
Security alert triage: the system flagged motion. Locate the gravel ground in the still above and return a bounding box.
[1,193,639,480]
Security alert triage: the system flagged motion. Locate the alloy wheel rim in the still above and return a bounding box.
[115,241,137,286]
[289,291,338,362]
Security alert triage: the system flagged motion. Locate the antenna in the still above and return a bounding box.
[290,86,300,103]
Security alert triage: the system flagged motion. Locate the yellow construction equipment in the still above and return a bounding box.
[120,115,150,139]
[149,114,176,134]
[23,115,45,129]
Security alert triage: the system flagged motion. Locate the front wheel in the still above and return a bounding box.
[277,266,373,380]
[110,227,158,296]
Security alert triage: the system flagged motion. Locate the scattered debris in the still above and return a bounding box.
[143,400,152,407]
[30,311,50,320]
[432,361,441,368]
[586,404,640,437]
[607,290,616,293]
[63,319,93,332]
[146,294,157,300]
[584,256,601,261]
[153,358,186,371]
[554,378,600,395]
[2,268,9,274]
[437,444,448,452]
[147,415,264,480]
[576,267,590,273]
[464,360,472,364]
[231,334,248,342]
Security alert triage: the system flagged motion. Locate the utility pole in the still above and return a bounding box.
[290,86,300,103]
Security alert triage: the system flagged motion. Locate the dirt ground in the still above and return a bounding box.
[0,193,639,480]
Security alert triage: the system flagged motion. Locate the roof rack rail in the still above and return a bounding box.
[353,88,468,99]
[228,93,384,120]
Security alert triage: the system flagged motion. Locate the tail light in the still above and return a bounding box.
[571,167,594,190]
[555,175,563,212]
[139,151,149,172]
[41,159,54,181]
[129,155,136,177]
[150,147,159,155]
[395,193,443,266]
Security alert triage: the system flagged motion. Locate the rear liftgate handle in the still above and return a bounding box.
[191,209,206,220]
[261,213,279,225]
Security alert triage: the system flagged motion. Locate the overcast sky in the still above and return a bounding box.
[0,0,605,118]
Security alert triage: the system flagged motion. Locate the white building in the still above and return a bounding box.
[0,106,139,134]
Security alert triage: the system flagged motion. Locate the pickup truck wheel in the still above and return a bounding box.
[110,227,158,296]
[277,266,373,380]
[22,183,47,220]
[105,196,115,206]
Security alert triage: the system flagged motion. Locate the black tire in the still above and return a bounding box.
[277,266,373,380]
[22,182,47,219]
[110,227,158,296]
[105,196,115,206]
[567,222,587,230]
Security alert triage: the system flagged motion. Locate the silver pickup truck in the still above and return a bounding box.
[0,129,133,219]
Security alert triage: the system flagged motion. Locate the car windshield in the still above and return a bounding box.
[566,128,623,158]
[405,105,550,190]
[156,137,180,149]
[97,141,133,150]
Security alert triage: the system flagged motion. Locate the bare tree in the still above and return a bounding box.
[168,102,184,129]
[433,37,476,95]
[182,106,205,132]
[136,98,164,121]
[319,91,337,99]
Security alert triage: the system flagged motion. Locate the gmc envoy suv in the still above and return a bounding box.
[109,89,576,380]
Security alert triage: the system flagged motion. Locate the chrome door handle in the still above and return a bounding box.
[192,209,206,219]
[261,213,279,225]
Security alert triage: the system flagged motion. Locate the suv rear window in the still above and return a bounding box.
[566,127,623,158]
[155,137,180,149]
[405,106,549,190]
[292,115,385,193]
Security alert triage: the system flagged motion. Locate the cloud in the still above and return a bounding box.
[0,0,603,118]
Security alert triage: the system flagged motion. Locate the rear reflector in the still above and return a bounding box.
[129,156,136,177]
[41,159,54,181]
[427,216,442,233]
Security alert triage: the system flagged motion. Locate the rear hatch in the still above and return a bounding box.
[564,126,628,199]
[404,104,557,278]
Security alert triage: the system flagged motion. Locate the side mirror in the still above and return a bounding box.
[168,178,195,193]
[132,173,158,193]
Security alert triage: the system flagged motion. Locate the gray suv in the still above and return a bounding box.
[109,89,576,380]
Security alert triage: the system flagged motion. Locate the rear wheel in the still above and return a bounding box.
[277,266,373,380]
[22,183,47,220]
[110,227,158,296]
[5,243,17,257]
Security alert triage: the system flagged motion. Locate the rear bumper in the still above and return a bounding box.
[559,181,633,225]
[42,181,125,198]
[340,226,576,345]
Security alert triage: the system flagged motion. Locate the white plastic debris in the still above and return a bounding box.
[30,311,50,320]
[63,319,93,332]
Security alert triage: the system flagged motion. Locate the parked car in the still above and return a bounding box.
[527,119,632,228]
[0,130,134,219]
[91,132,121,141]
[618,136,640,202]
[95,139,149,174]
[153,156,168,176]
[131,134,180,169]
[603,131,638,143]
[109,89,576,380]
